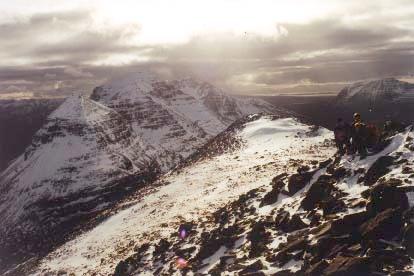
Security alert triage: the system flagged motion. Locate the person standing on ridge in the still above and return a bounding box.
[334,118,351,155]
[351,113,368,158]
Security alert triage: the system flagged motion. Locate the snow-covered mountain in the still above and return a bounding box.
[0,74,283,273]
[32,115,414,276]
[90,74,281,171]
[336,78,414,106]
[334,78,414,124]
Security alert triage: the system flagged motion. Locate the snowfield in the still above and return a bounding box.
[34,117,334,275]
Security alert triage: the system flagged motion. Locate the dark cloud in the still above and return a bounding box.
[0,10,144,65]
[0,10,413,98]
[144,19,413,93]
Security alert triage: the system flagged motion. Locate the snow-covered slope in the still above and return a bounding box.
[0,74,282,273]
[336,78,414,107]
[90,74,282,171]
[34,117,414,276]
[33,115,334,275]
[0,95,158,271]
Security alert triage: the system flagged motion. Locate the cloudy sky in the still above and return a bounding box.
[0,0,413,99]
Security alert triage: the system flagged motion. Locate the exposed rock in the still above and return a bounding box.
[305,260,328,276]
[402,224,414,258]
[273,237,307,265]
[350,198,367,208]
[286,214,308,232]
[331,211,369,237]
[260,188,280,207]
[321,196,347,216]
[297,165,311,174]
[369,248,412,272]
[248,221,270,257]
[260,178,286,207]
[331,167,350,180]
[366,180,409,215]
[275,211,290,231]
[319,159,333,169]
[301,175,335,211]
[359,208,404,242]
[364,155,395,185]
[239,260,265,275]
[153,239,171,257]
[402,166,414,174]
[287,171,315,195]
[323,256,372,276]
[391,271,414,276]
[354,168,366,174]
[275,212,308,233]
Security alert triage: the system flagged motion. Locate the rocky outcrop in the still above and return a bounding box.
[112,127,414,275]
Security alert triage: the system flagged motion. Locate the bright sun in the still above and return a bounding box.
[94,0,334,44]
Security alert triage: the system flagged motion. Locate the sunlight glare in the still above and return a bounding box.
[94,0,334,44]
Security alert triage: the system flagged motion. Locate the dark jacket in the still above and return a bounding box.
[334,122,351,143]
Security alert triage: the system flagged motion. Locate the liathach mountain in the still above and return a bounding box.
[0,73,286,273]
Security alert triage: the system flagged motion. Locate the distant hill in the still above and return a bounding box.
[335,78,414,124]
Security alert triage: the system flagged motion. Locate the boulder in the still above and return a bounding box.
[286,214,308,232]
[319,158,333,169]
[331,211,369,237]
[369,248,411,272]
[288,171,315,195]
[270,237,307,266]
[153,239,171,257]
[275,212,308,233]
[275,211,290,231]
[364,155,395,186]
[359,208,403,243]
[331,167,350,180]
[402,167,414,174]
[260,181,284,207]
[114,260,132,276]
[366,180,409,215]
[248,221,270,257]
[305,260,328,276]
[297,165,311,174]
[301,175,335,211]
[321,196,347,216]
[239,260,265,275]
[308,235,352,261]
[323,256,372,276]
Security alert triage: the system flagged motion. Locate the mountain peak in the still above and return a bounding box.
[337,77,414,106]
[49,94,84,121]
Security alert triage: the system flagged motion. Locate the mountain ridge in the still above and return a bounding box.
[336,78,414,107]
[0,75,281,274]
